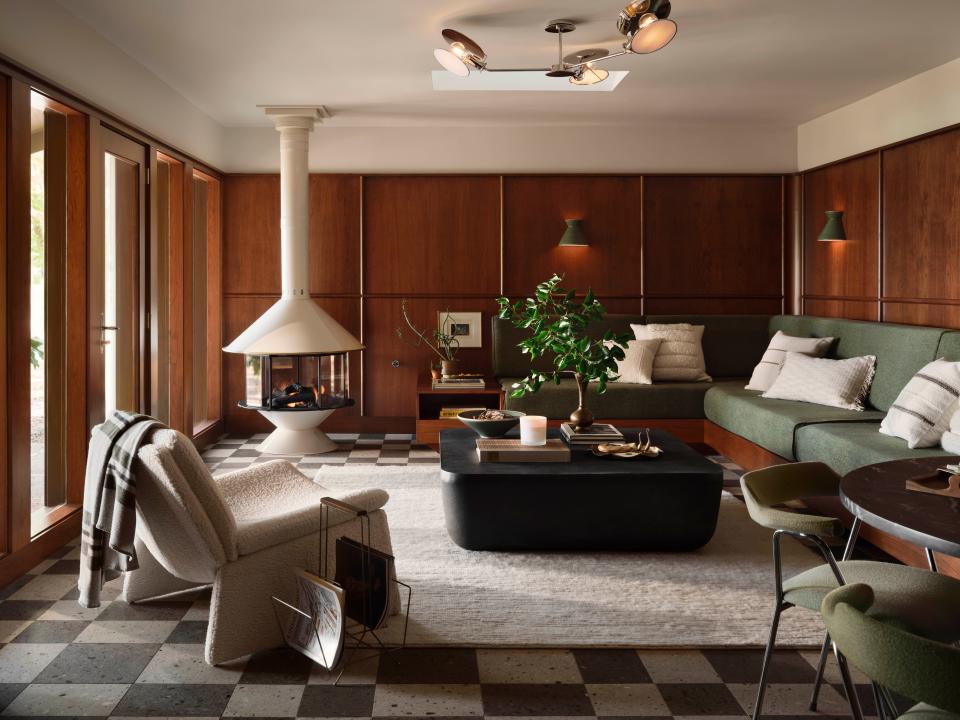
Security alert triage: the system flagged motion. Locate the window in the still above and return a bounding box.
[28,90,82,536]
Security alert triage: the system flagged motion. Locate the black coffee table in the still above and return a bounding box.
[439,427,723,551]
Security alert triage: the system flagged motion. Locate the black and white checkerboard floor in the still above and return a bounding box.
[0,435,883,718]
[201,433,443,474]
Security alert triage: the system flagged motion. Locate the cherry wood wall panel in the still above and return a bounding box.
[223,175,361,296]
[882,128,960,327]
[363,297,499,418]
[801,153,880,319]
[222,173,790,424]
[644,176,784,305]
[363,176,500,296]
[502,176,643,297]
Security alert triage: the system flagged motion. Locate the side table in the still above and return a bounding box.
[415,375,504,446]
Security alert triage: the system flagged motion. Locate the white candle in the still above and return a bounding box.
[519,415,548,446]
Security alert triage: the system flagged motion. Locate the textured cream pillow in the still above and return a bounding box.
[604,338,662,384]
[880,359,960,448]
[631,323,711,382]
[746,331,835,392]
[763,352,876,411]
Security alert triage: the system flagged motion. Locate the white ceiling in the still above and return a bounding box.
[58,0,960,130]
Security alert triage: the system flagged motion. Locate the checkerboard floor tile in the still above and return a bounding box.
[200,433,441,475]
[0,435,891,718]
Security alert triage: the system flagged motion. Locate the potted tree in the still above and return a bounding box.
[396,301,462,377]
[497,274,631,429]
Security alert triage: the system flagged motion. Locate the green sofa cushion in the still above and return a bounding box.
[703,384,884,460]
[491,314,643,379]
[501,378,745,420]
[645,315,771,378]
[492,314,771,381]
[794,422,952,477]
[770,316,947,412]
[936,331,960,362]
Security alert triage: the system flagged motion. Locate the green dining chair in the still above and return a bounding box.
[822,583,960,720]
[740,462,960,720]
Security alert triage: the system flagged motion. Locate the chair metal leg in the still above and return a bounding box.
[870,682,886,720]
[834,646,865,720]
[880,686,899,719]
[752,602,786,720]
[925,547,938,573]
[808,632,831,710]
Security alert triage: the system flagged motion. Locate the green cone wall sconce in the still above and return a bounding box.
[818,210,846,242]
[559,219,588,247]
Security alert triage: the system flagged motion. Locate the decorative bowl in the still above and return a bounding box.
[457,409,525,438]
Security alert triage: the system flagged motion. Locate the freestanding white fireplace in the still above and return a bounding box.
[223,107,363,454]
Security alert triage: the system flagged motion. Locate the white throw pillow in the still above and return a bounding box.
[762,352,876,411]
[631,323,711,382]
[746,331,835,392]
[603,338,662,384]
[880,359,960,448]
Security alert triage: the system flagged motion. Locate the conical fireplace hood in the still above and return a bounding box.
[224,107,362,355]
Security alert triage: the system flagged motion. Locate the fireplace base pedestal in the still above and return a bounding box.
[255,408,338,455]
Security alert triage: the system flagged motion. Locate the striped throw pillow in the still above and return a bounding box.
[880,359,960,448]
[745,331,835,392]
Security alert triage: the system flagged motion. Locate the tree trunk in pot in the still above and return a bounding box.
[441,359,461,377]
[570,373,594,430]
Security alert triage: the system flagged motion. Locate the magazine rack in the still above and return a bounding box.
[271,497,411,682]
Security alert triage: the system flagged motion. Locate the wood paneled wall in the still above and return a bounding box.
[223,174,788,427]
[800,124,960,327]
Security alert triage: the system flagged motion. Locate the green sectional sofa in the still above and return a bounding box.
[492,313,960,476]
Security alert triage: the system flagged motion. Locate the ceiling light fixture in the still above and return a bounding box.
[433,29,487,76]
[433,0,676,85]
[568,50,611,86]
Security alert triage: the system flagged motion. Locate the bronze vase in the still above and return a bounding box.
[441,359,461,377]
[570,373,594,430]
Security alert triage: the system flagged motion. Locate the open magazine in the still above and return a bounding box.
[278,568,345,669]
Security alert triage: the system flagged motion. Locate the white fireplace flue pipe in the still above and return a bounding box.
[223,106,363,454]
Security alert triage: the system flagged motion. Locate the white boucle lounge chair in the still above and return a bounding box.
[120,428,395,665]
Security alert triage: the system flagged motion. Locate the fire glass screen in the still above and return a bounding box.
[244,353,350,410]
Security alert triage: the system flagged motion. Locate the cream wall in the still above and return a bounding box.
[798,57,960,170]
[0,0,225,167]
[222,123,798,174]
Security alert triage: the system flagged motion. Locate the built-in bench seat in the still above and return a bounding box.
[500,378,746,419]
[493,311,960,575]
[795,422,952,477]
[702,385,885,461]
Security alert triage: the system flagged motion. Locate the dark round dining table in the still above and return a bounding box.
[840,456,960,568]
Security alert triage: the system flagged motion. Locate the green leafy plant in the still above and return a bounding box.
[396,300,460,362]
[496,274,631,427]
[30,337,44,369]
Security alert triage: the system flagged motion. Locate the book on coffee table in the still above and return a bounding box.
[560,422,624,445]
[476,438,571,463]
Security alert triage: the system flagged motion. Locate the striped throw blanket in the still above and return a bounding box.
[78,411,162,608]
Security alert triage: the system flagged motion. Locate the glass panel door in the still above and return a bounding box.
[90,127,146,425]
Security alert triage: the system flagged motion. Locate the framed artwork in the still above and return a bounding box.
[438,311,482,348]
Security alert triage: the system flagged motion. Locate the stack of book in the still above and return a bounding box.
[560,422,624,446]
[432,373,485,390]
[476,438,570,463]
[438,406,485,419]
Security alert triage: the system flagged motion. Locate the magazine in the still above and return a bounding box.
[335,537,395,630]
[280,569,345,669]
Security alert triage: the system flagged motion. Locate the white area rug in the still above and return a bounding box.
[314,465,826,649]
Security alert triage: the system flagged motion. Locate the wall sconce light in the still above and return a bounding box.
[559,219,588,247]
[817,210,846,242]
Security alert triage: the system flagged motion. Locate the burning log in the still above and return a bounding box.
[270,383,318,409]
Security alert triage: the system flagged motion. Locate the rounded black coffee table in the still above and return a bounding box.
[840,456,960,563]
[439,427,723,551]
